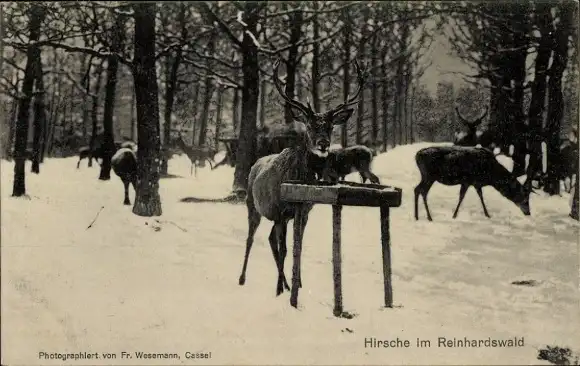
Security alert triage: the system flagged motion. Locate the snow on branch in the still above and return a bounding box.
[199,2,242,48]
[40,42,132,66]
[181,56,242,88]
[50,68,98,98]
[245,30,261,48]
[236,11,247,27]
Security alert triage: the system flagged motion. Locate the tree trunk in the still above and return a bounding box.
[544,5,572,195]
[409,82,415,144]
[392,78,398,148]
[370,34,378,144]
[31,52,46,173]
[232,86,239,135]
[510,8,529,177]
[259,79,267,128]
[13,5,45,196]
[381,60,389,152]
[311,0,320,112]
[284,4,303,124]
[161,22,183,175]
[99,14,125,180]
[132,3,162,217]
[190,81,200,143]
[356,21,367,145]
[215,86,224,150]
[341,8,351,147]
[89,63,104,167]
[198,31,216,146]
[527,3,552,181]
[6,99,18,160]
[232,3,260,194]
[46,50,60,157]
[130,86,136,140]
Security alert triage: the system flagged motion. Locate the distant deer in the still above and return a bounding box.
[174,135,217,176]
[312,145,380,184]
[414,146,533,221]
[77,140,136,169]
[238,59,364,297]
[453,106,489,147]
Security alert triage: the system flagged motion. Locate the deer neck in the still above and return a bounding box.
[275,141,317,183]
[491,169,525,204]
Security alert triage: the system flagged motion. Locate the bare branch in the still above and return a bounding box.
[197,2,242,48]
[181,56,242,88]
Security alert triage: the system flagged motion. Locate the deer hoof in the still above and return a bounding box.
[124,200,131,205]
[238,276,246,286]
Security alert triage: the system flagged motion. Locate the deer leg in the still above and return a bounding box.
[365,171,381,184]
[238,203,261,286]
[268,223,286,296]
[420,180,435,221]
[475,186,491,218]
[278,221,290,291]
[414,183,422,220]
[415,180,434,221]
[452,184,469,219]
[123,181,131,205]
[77,156,83,169]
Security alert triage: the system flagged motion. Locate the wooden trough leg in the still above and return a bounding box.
[332,204,343,317]
[380,205,393,307]
[290,205,303,308]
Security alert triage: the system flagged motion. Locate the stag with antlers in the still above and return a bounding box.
[238,59,364,303]
[453,106,489,147]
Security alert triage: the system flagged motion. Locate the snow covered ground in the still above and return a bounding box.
[1,143,578,365]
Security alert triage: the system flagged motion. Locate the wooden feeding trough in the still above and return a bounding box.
[280,180,402,317]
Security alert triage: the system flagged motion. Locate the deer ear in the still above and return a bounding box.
[332,108,354,125]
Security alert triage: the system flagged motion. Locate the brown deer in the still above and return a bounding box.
[173,135,217,176]
[111,147,138,205]
[319,145,380,184]
[453,106,489,147]
[414,146,533,221]
[238,59,364,297]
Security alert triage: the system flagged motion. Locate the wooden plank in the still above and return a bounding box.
[281,182,402,207]
[332,205,343,317]
[380,205,393,307]
[290,206,304,308]
[281,183,339,204]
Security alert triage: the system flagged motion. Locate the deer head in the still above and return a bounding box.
[273,58,364,158]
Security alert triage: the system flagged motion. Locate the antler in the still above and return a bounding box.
[328,60,365,116]
[455,106,471,127]
[475,106,489,126]
[273,58,313,118]
[455,105,488,128]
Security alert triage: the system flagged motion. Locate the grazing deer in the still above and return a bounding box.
[315,145,380,184]
[414,146,533,221]
[111,147,138,205]
[238,59,364,296]
[453,106,489,147]
[174,135,217,176]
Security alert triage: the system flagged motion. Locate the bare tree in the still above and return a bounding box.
[12,4,45,196]
[131,2,162,216]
